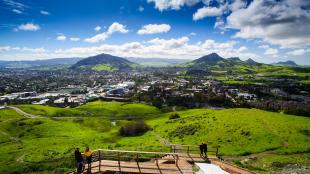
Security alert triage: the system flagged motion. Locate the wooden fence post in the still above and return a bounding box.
[99,150,101,172]
[118,152,121,172]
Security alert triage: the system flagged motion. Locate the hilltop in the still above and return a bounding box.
[71,53,137,72]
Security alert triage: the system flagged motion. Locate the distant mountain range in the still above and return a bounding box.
[273,60,298,66]
[0,58,82,69]
[0,53,300,71]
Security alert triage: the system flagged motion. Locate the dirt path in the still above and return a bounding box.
[7,106,42,118]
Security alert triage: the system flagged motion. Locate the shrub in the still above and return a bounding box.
[168,124,199,138]
[169,113,180,119]
[119,121,150,136]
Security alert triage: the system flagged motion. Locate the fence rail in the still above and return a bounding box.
[169,144,219,157]
[72,149,181,174]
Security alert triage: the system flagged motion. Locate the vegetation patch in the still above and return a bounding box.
[119,121,150,136]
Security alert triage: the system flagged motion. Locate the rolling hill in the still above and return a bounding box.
[71,53,137,72]
[0,102,309,173]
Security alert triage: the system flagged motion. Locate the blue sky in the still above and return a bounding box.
[0,0,309,65]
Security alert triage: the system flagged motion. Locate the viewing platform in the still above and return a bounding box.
[69,145,256,174]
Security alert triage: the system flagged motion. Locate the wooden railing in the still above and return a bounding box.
[77,149,181,173]
[170,144,219,157]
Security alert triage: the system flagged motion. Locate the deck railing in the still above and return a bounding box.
[77,149,181,173]
[169,144,219,157]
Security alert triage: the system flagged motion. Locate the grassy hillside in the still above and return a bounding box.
[16,101,161,118]
[149,108,310,156]
[1,103,309,173]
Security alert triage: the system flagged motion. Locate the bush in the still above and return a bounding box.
[119,121,150,136]
[169,113,180,119]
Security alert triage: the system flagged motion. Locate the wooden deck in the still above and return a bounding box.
[69,149,256,174]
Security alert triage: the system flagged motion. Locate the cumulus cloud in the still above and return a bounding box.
[56,34,66,41]
[147,0,200,11]
[40,10,50,15]
[70,37,80,41]
[259,44,279,56]
[1,36,259,61]
[107,22,128,34]
[137,24,171,35]
[193,6,223,20]
[85,22,128,43]
[287,49,309,56]
[226,0,310,48]
[94,26,101,32]
[16,23,40,31]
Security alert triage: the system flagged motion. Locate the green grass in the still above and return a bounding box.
[91,64,117,72]
[1,103,310,173]
[16,101,161,118]
[148,108,310,156]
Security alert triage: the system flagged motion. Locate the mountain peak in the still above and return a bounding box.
[194,53,224,64]
[274,60,298,66]
[71,53,135,71]
[245,58,258,64]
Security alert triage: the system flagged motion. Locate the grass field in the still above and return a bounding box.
[16,101,161,118]
[1,102,309,173]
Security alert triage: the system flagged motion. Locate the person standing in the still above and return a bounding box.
[75,148,84,174]
[199,143,204,157]
[84,146,93,172]
[202,143,208,157]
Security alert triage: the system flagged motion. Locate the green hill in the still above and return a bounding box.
[71,53,137,72]
[16,101,161,118]
[1,103,309,173]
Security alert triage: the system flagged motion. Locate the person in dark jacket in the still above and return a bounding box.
[75,148,84,174]
[199,143,204,157]
[202,143,208,157]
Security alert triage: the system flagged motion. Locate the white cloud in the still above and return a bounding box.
[226,0,310,48]
[189,32,196,36]
[85,22,128,43]
[228,0,247,12]
[193,6,223,20]
[107,22,129,34]
[264,48,278,55]
[56,34,66,41]
[40,10,50,15]
[147,0,200,11]
[1,36,259,61]
[137,24,171,35]
[70,37,80,41]
[0,46,11,52]
[16,23,40,31]
[94,26,101,32]
[85,33,108,43]
[138,6,144,12]
[21,47,46,53]
[12,9,22,14]
[287,49,308,56]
